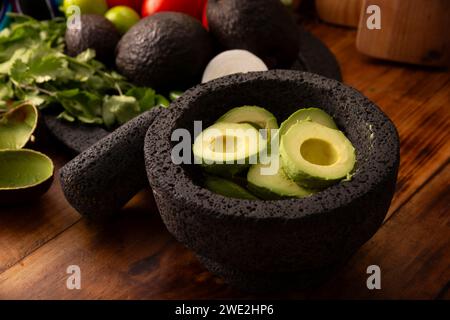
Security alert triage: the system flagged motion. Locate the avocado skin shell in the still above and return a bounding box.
[207,0,300,68]
[0,175,53,206]
[115,12,213,91]
[65,14,120,65]
[144,70,400,291]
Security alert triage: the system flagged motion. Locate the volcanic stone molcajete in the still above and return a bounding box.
[60,108,164,219]
[144,70,400,291]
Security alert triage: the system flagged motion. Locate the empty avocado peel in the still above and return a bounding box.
[0,149,54,205]
[0,103,38,150]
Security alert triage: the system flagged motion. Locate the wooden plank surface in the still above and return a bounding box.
[0,22,449,300]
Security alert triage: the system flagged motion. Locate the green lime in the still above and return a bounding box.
[63,0,109,16]
[105,6,140,34]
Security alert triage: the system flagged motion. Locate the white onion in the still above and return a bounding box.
[201,49,268,83]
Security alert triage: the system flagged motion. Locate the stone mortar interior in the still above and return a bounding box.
[146,70,399,219]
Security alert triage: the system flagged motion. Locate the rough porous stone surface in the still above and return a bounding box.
[60,109,163,219]
[44,115,110,154]
[144,70,400,291]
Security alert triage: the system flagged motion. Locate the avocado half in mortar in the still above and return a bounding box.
[193,122,267,178]
[280,121,356,189]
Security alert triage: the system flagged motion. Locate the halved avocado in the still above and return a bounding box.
[279,107,337,136]
[247,161,313,200]
[0,149,54,205]
[280,121,355,188]
[204,175,258,200]
[216,106,278,132]
[193,122,266,177]
[0,103,38,150]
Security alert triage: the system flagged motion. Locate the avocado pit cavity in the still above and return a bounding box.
[300,138,338,166]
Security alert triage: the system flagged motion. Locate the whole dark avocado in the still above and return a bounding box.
[207,0,300,68]
[65,14,120,64]
[115,12,213,90]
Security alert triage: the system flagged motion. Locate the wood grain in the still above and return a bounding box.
[0,22,448,299]
[304,163,450,299]
[0,191,249,299]
[356,0,450,67]
[315,26,450,220]
[0,136,80,274]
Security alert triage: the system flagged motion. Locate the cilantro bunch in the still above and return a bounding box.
[0,14,169,128]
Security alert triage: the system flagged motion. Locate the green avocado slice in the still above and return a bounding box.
[280,121,355,189]
[193,122,266,177]
[279,107,337,136]
[216,106,278,132]
[204,175,258,200]
[247,161,313,200]
[0,103,38,150]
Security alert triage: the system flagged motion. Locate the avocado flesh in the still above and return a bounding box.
[279,108,337,136]
[0,149,53,190]
[204,175,258,200]
[247,161,312,200]
[280,121,355,189]
[193,122,266,177]
[0,104,38,150]
[216,106,278,132]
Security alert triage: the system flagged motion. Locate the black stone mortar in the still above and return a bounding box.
[144,70,400,291]
[59,108,165,219]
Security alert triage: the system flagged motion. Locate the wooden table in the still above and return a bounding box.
[0,22,449,300]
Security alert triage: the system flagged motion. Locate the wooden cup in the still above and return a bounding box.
[356,0,450,67]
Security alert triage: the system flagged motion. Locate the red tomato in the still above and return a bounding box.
[141,0,205,20]
[201,0,208,29]
[107,0,143,12]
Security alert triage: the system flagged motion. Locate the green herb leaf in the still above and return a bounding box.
[102,95,140,128]
[126,87,156,111]
[0,15,168,128]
